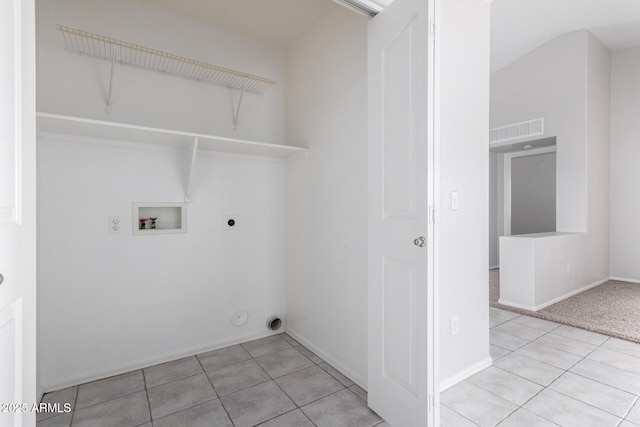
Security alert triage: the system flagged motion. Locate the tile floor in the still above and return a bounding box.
[37,310,640,427]
[442,308,640,427]
[36,333,387,427]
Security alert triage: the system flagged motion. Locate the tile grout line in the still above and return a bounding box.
[69,385,79,426]
[623,396,640,419]
[441,402,482,426]
[250,338,326,425]
[140,368,153,424]
[489,312,640,424]
[193,352,235,426]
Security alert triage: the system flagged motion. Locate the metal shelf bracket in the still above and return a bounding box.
[230,87,245,131]
[105,44,116,113]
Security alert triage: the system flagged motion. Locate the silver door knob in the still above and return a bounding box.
[414,236,426,247]
[0,273,3,285]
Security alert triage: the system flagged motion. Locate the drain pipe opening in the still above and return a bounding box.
[266,316,283,331]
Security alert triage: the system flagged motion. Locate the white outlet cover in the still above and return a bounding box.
[108,216,121,234]
[224,215,239,230]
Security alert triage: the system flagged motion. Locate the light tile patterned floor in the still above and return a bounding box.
[38,311,640,426]
[37,334,385,427]
[441,308,640,427]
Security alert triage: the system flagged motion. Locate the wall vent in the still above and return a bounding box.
[490,118,544,144]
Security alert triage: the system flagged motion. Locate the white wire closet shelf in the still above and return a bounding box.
[56,24,277,95]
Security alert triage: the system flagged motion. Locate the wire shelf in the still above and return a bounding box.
[56,24,276,95]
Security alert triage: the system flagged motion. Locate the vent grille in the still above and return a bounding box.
[490,118,544,144]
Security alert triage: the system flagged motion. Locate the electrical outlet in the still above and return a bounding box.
[451,191,459,210]
[451,316,460,336]
[224,215,239,231]
[108,216,121,234]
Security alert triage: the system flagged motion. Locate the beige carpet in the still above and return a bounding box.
[489,269,640,344]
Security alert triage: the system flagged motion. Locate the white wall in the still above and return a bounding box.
[611,47,640,282]
[37,0,288,391]
[285,7,369,386]
[490,31,610,291]
[38,138,286,391]
[584,33,611,285]
[439,0,491,388]
[37,0,285,144]
[491,31,587,233]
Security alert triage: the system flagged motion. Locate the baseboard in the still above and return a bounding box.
[440,357,492,392]
[610,276,640,284]
[284,327,367,390]
[497,299,536,311]
[40,330,279,393]
[499,277,610,312]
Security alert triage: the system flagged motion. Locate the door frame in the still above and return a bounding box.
[503,145,556,236]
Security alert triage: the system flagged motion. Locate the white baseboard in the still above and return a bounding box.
[284,327,367,390]
[499,277,610,312]
[41,330,279,393]
[610,276,640,284]
[440,357,492,392]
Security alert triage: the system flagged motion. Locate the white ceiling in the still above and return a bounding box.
[144,0,342,47]
[146,0,640,71]
[491,0,640,72]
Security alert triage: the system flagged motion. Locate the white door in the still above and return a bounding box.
[367,0,436,425]
[0,1,37,426]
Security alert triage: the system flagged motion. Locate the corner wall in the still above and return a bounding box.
[490,31,588,233]
[611,47,640,282]
[37,0,285,143]
[36,0,288,391]
[38,139,286,391]
[284,8,369,386]
[489,30,611,293]
[585,33,611,285]
[439,0,492,388]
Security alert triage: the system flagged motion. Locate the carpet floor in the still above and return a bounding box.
[489,269,640,344]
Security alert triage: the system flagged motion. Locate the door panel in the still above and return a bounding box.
[383,17,418,219]
[382,257,418,393]
[368,0,435,425]
[0,1,37,426]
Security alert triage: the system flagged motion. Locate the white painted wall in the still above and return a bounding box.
[490,30,610,295]
[439,0,491,389]
[37,0,285,144]
[500,233,586,310]
[38,138,286,390]
[611,47,640,282]
[491,31,587,233]
[584,33,611,286]
[284,7,369,387]
[36,0,289,391]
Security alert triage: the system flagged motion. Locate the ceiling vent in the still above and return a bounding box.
[489,118,544,144]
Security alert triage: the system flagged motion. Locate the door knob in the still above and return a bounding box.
[0,273,3,285]
[414,236,426,247]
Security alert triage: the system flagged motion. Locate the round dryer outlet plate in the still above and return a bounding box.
[231,310,249,327]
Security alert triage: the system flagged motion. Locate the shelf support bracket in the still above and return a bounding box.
[185,137,199,203]
[105,44,116,113]
[229,87,245,130]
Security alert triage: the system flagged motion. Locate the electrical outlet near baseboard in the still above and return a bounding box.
[108,216,121,234]
[451,316,460,336]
